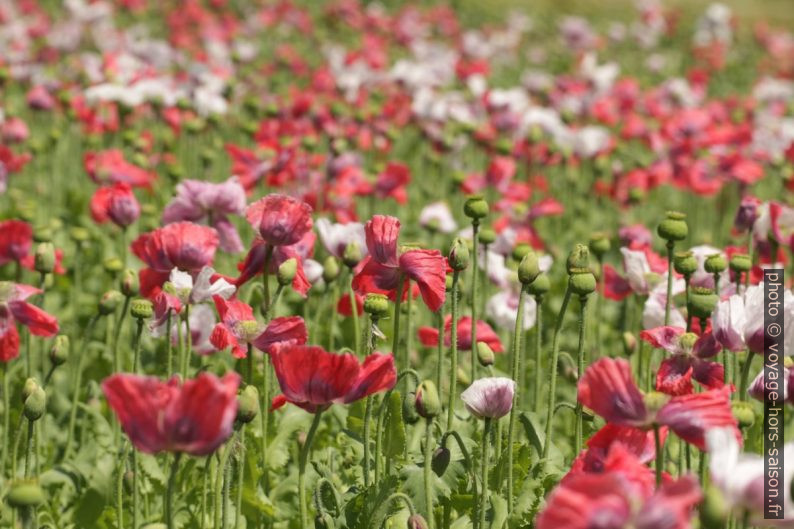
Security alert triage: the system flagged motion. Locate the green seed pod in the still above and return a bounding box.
[731,401,755,429]
[122,269,140,297]
[50,335,69,366]
[657,211,688,242]
[448,237,470,271]
[643,391,670,416]
[342,241,362,268]
[402,392,420,425]
[277,258,298,287]
[569,269,596,296]
[517,250,540,285]
[512,242,532,262]
[363,294,390,318]
[704,254,727,274]
[527,273,550,297]
[622,332,637,356]
[477,341,495,367]
[237,386,260,424]
[130,298,154,320]
[688,287,718,319]
[99,290,124,315]
[432,447,451,477]
[322,256,340,283]
[69,227,90,243]
[103,257,124,275]
[24,386,46,421]
[566,244,590,274]
[479,228,497,246]
[463,195,489,221]
[673,251,698,277]
[33,225,52,243]
[34,242,55,274]
[588,232,611,259]
[407,514,430,529]
[415,380,442,419]
[6,480,45,508]
[729,253,752,273]
[699,486,728,529]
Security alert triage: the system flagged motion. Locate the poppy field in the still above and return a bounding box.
[1,0,794,527]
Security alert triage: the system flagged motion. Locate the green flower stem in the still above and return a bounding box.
[116,442,130,529]
[165,453,182,529]
[133,450,140,529]
[664,241,674,326]
[299,411,324,529]
[481,243,490,316]
[24,419,34,478]
[435,306,445,392]
[349,274,361,356]
[441,431,478,502]
[64,314,100,459]
[261,246,274,315]
[246,343,253,385]
[506,283,529,512]
[166,311,173,376]
[739,351,756,400]
[470,221,480,380]
[131,318,144,374]
[11,414,24,477]
[574,295,589,456]
[374,369,420,484]
[222,446,232,529]
[111,295,131,375]
[684,276,692,332]
[328,280,340,351]
[261,353,271,492]
[200,455,213,527]
[235,428,245,529]
[542,285,572,459]
[392,278,405,373]
[447,271,460,431]
[405,281,413,376]
[654,424,664,488]
[214,441,234,529]
[423,418,435,529]
[478,417,492,529]
[533,295,544,413]
[1,363,9,472]
[362,315,377,488]
[182,304,192,377]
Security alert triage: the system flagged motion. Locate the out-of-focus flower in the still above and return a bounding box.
[315,218,367,260]
[417,315,503,352]
[640,326,723,395]
[0,220,33,266]
[245,193,313,247]
[0,282,59,362]
[90,182,140,228]
[419,202,457,234]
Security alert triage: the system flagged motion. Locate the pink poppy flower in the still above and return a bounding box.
[245,193,313,247]
[90,182,140,228]
[460,377,515,420]
[270,345,396,413]
[27,85,56,110]
[640,326,724,395]
[162,177,247,253]
[234,233,313,297]
[374,162,411,204]
[102,372,240,455]
[1,117,30,143]
[84,149,156,189]
[315,218,367,260]
[417,315,503,352]
[0,282,60,362]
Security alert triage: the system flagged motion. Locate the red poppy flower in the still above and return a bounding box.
[0,282,59,362]
[0,220,33,266]
[234,235,312,297]
[602,264,632,301]
[374,162,411,204]
[90,182,141,228]
[417,315,503,352]
[102,372,240,455]
[245,193,313,247]
[132,222,219,297]
[84,149,156,189]
[571,423,665,476]
[270,345,396,413]
[352,216,446,312]
[640,326,724,395]
[578,357,740,450]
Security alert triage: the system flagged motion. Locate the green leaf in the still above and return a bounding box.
[382,391,406,459]
[138,454,166,489]
[74,487,106,527]
[266,407,310,470]
[488,494,508,529]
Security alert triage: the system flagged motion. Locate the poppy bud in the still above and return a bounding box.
[103,257,124,275]
[688,287,718,319]
[588,232,610,259]
[643,391,670,416]
[679,332,698,353]
[277,258,298,287]
[122,269,139,297]
[237,386,260,424]
[448,238,470,271]
[403,392,420,425]
[432,447,450,476]
[731,401,755,429]
[657,211,688,242]
[200,149,216,168]
[415,381,442,419]
[517,250,540,285]
[699,486,728,529]
[673,251,697,277]
[34,242,55,274]
[527,273,550,297]
[24,386,46,421]
[6,481,45,508]
[463,196,489,221]
[729,254,752,273]
[479,228,496,246]
[323,256,340,283]
[704,254,727,274]
[363,294,390,319]
[477,341,495,367]
[407,514,430,529]
[130,298,154,320]
[457,366,470,387]
[569,269,596,297]
[99,290,124,315]
[315,513,335,529]
[566,244,590,274]
[22,378,39,403]
[50,335,69,366]
[342,242,362,268]
[622,332,637,356]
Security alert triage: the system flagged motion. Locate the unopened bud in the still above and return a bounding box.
[24,386,46,421]
[103,257,124,275]
[566,244,590,274]
[588,232,610,259]
[729,254,752,273]
[432,447,451,476]
[99,290,124,315]
[237,386,260,424]
[34,242,55,274]
[463,196,489,221]
[699,486,728,529]
[403,393,420,425]
[477,341,495,367]
[527,273,550,297]
[407,514,429,529]
[69,227,90,243]
[277,258,297,286]
[569,269,596,297]
[657,211,688,242]
[50,335,69,366]
[732,401,755,429]
[415,380,442,419]
[479,228,496,246]
[22,378,39,403]
[122,269,139,297]
[448,238,470,271]
[622,332,637,356]
[517,250,540,285]
[6,480,44,508]
[130,298,154,320]
[342,242,362,268]
[323,256,340,283]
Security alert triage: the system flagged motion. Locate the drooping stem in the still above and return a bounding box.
[506,283,528,512]
[64,314,100,459]
[574,295,589,456]
[165,453,182,529]
[299,411,324,529]
[664,241,674,326]
[533,295,544,413]
[470,221,480,380]
[423,418,435,529]
[447,271,460,431]
[739,351,756,400]
[542,286,572,459]
[478,418,492,529]
[654,424,664,488]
